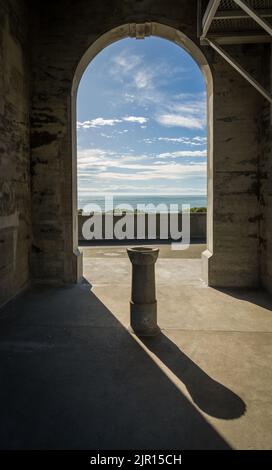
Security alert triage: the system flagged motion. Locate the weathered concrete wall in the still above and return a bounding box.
[0,0,31,305]
[29,0,267,288]
[206,44,265,288]
[260,45,272,293]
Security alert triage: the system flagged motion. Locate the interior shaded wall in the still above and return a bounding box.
[207,43,265,287]
[260,45,272,293]
[0,0,31,306]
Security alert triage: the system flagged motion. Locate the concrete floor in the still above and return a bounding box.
[0,244,272,449]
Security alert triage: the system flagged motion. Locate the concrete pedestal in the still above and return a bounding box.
[127,247,160,336]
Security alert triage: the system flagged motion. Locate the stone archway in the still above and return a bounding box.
[71,22,214,284]
[30,1,263,290]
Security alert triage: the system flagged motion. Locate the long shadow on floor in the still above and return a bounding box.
[0,281,239,449]
[140,334,246,420]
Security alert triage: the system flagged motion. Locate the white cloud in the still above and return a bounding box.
[123,116,148,124]
[78,147,205,172]
[143,136,207,146]
[171,103,205,116]
[158,137,187,143]
[193,136,207,142]
[77,118,122,129]
[78,116,149,130]
[78,186,206,196]
[117,129,129,134]
[156,114,204,130]
[112,51,142,72]
[134,70,152,89]
[111,50,167,91]
[77,147,206,187]
[110,50,186,112]
[123,93,136,103]
[100,132,114,139]
[95,162,206,181]
[77,45,208,195]
[155,93,207,130]
[158,150,207,158]
[158,136,207,146]
[77,148,151,173]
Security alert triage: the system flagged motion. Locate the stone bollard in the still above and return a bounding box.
[127,247,160,336]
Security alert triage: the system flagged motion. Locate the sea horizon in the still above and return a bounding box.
[78,194,207,213]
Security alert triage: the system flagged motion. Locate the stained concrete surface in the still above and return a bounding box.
[0,245,272,449]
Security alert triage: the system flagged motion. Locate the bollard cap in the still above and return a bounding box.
[127,246,159,265]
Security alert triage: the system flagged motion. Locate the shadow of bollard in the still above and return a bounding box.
[140,333,246,420]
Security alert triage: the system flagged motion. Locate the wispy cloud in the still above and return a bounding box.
[77,40,207,195]
[158,150,206,158]
[156,95,207,130]
[117,129,129,134]
[77,148,150,171]
[77,147,206,186]
[122,116,148,124]
[111,51,207,132]
[110,49,185,111]
[134,70,153,89]
[77,118,122,129]
[193,136,207,143]
[112,51,142,73]
[156,114,204,130]
[100,132,114,139]
[94,162,206,181]
[78,116,148,130]
[111,50,168,91]
[143,136,207,146]
[158,136,207,146]
[78,186,206,196]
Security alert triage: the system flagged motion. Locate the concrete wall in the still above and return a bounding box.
[28,0,267,289]
[0,0,31,306]
[205,43,265,288]
[78,212,207,242]
[260,45,272,293]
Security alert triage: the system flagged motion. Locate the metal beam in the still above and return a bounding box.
[207,39,272,103]
[202,32,272,45]
[233,0,272,36]
[214,8,272,20]
[202,0,221,38]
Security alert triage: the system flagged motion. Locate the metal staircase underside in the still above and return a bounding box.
[198,0,272,102]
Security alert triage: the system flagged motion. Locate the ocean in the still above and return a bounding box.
[78,194,207,213]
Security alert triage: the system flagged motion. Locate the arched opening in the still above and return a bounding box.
[71,23,213,284]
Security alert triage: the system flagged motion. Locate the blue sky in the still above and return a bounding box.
[77,37,207,197]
